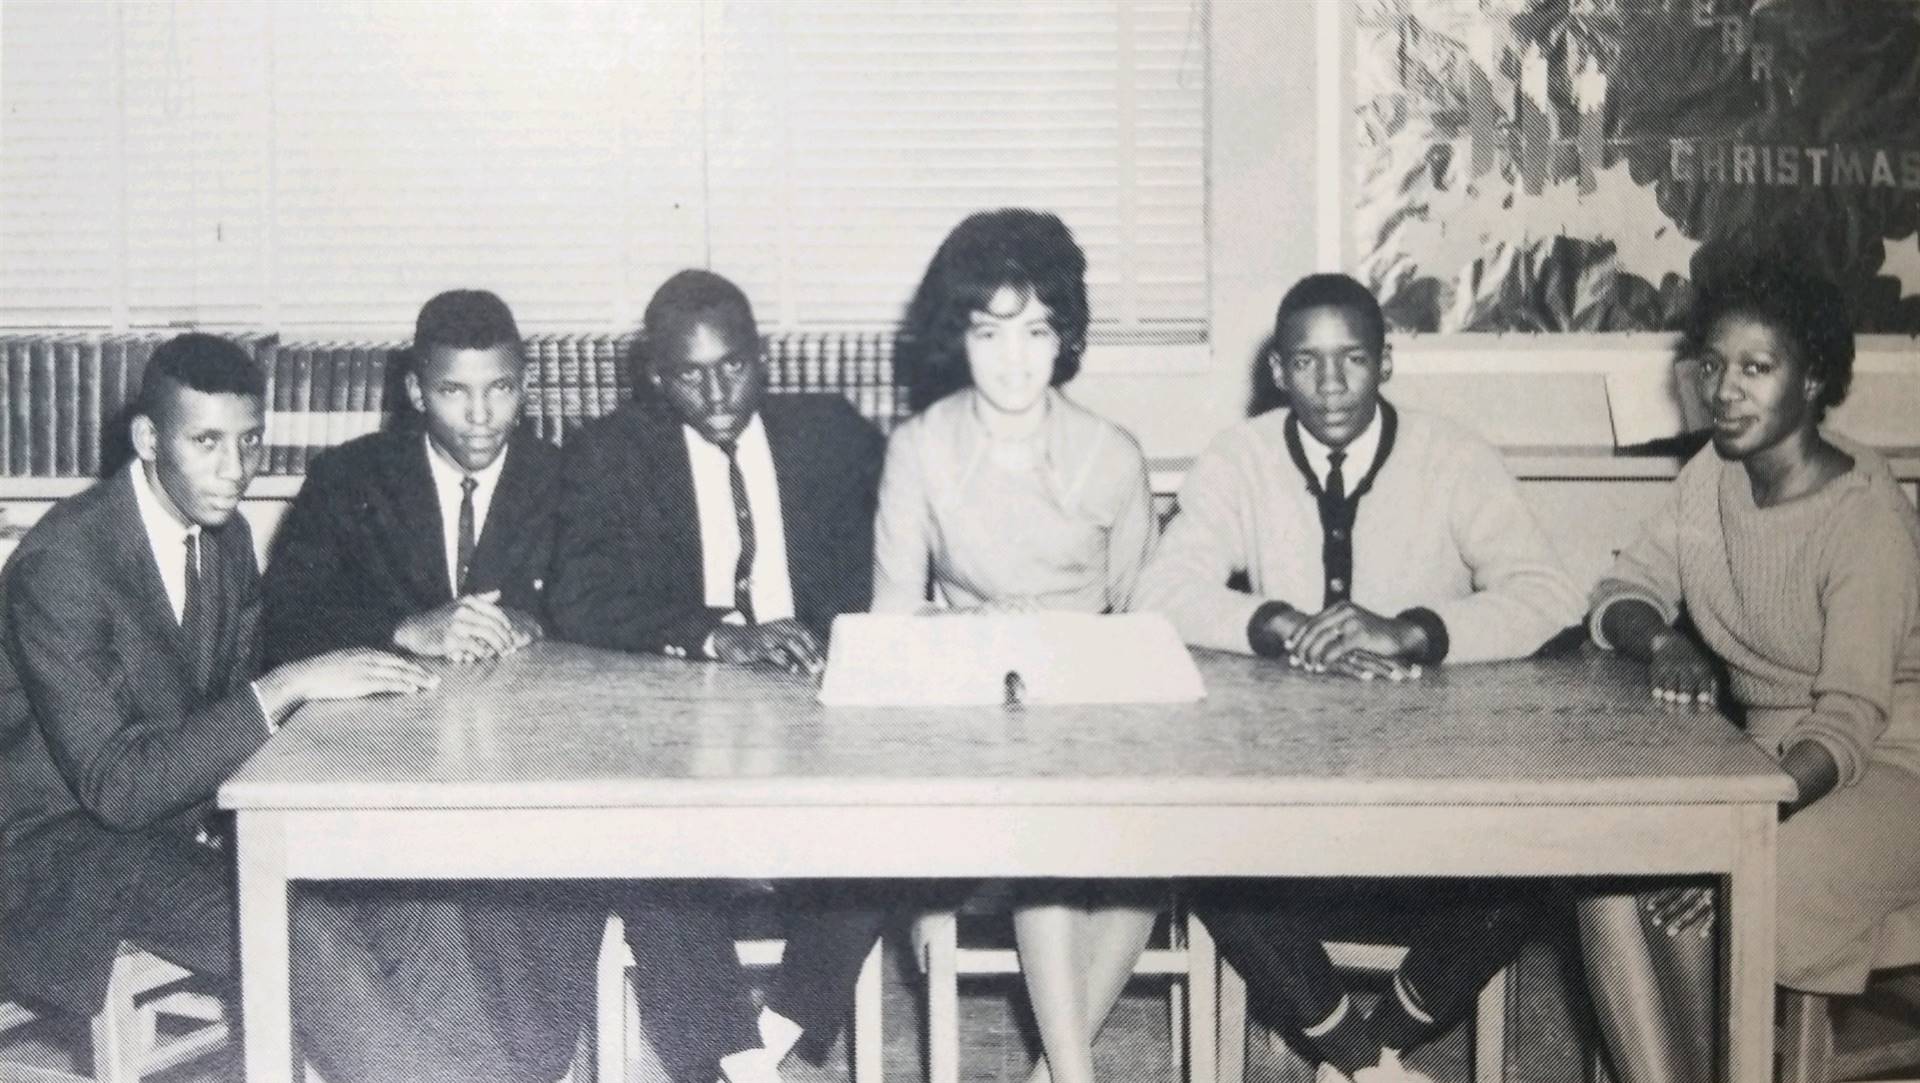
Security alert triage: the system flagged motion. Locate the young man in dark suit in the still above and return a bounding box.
[265,289,551,667]
[548,269,885,1083]
[0,332,496,1083]
[263,290,605,1083]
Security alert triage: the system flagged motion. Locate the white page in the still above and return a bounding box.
[819,612,1206,707]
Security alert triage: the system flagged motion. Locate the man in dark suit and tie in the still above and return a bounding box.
[265,289,554,673]
[548,269,885,1083]
[0,332,494,1083]
[263,289,605,1082]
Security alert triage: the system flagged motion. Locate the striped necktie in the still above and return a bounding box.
[721,442,756,624]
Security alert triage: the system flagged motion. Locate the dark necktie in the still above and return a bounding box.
[722,442,756,625]
[456,475,477,594]
[1321,449,1352,606]
[1324,448,1347,504]
[182,529,220,691]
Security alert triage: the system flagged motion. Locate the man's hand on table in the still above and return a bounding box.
[710,618,825,676]
[393,590,536,663]
[1276,601,1424,682]
[254,647,441,724]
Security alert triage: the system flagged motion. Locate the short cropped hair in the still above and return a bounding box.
[136,333,265,427]
[641,269,756,345]
[898,209,1090,413]
[1272,273,1387,355]
[412,289,523,367]
[1246,273,1388,416]
[1676,265,1854,420]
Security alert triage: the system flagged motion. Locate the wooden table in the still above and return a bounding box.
[220,640,1792,1083]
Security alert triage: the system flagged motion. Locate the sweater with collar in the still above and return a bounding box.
[1136,404,1585,663]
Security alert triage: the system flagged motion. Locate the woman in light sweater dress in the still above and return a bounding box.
[1579,267,1920,1083]
[874,209,1156,1083]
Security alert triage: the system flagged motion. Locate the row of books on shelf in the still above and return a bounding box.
[0,331,904,478]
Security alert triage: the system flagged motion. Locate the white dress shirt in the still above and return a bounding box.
[130,461,275,735]
[1294,404,1385,490]
[683,414,797,624]
[422,434,509,598]
[130,461,200,622]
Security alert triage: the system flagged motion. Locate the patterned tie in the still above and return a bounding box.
[182,529,220,691]
[456,475,478,594]
[722,442,756,625]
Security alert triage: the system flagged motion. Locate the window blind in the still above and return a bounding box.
[0,0,122,327]
[265,0,657,334]
[119,0,272,328]
[0,0,1206,339]
[704,0,1206,337]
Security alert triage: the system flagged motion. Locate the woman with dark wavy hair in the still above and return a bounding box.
[876,209,1157,1083]
[1579,267,1920,1083]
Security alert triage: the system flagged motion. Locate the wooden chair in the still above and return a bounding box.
[911,890,1221,1083]
[1216,942,1512,1083]
[1780,904,1920,1083]
[596,913,884,1083]
[0,945,228,1083]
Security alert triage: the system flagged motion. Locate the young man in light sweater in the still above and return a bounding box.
[1135,273,1585,1083]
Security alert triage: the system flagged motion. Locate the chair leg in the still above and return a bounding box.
[1472,964,1510,1083]
[1779,990,1834,1083]
[1170,980,1188,1083]
[597,914,628,1083]
[852,935,884,1083]
[920,911,961,1083]
[1216,952,1246,1083]
[88,952,144,1083]
[1185,910,1219,1083]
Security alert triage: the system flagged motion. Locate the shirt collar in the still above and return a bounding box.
[129,459,200,547]
[1293,402,1384,487]
[422,432,510,491]
[682,412,769,459]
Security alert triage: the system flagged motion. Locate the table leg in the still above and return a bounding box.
[1726,805,1777,1083]
[236,811,295,1083]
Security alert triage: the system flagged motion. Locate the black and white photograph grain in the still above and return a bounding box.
[3,2,1920,1082]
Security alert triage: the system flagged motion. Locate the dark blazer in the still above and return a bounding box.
[263,425,562,667]
[547,394,883,657]
[0,466,265,1015]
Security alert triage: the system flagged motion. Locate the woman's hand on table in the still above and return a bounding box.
[1647,630,1717,707]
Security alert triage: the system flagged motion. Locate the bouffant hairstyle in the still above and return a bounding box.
[897,209,1090,413]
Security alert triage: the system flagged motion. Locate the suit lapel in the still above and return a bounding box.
[386,432,455,605]
[759,400,810,590]
[205,514,259,695]
[635,405,705,603]
[466,431,537,589]
[105,468,197,681]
